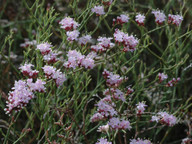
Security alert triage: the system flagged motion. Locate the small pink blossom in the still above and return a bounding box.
[97,37,115,49]
[66,30,80,42]
[166,77,180,87]
[78,35,92,45]
[152,9,166,24]
[4,80,34,114]
[115,14,129,25]
[158,72,168,83]
[108,117,132,130]
[43,52,58,64]
[151,112,177,126]
[27,79,46,92]
[130,138,152,144]
[136,102,147,115]
[91,44,105,52]
[19,63,39,78]
[97,124,109,133]
[92,5,105,16]
[59,17,79,31]
[90,113,104,122]
[96,138,112,144]
[135,13,145,26]
[37,42,52,55]
[168,14,183,26]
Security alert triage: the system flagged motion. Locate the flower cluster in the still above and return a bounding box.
[20,38,37,48]
[4,78,45,115]
[37,42,58,64]
[151,112,177,126]
[135,13,145,26]
[4,80,34,114]
[108,117,132,130]
[166,77,180,87]
[126,87,134,95]
[97,124,109,133]
[37,42,52,55]
[158,72,168,83]
[96,138,112,144]
[27,79,46,92]
[91,37,114,52]
[42,65,67,87]
[78,35,92,46]
[136,102,147,115]
[104,88,125,102]
[43,51,58,64]
[64,50,95,69]
[19,63,39,78]
[130,138,152,144]
[168,14,183,26]
[92,5,105,16]
[113,14,129,25]
[103,69,125,87]
[59,17,79,31]
[114,29,139,52]
[152,9,166,24]
[66,30,80,42]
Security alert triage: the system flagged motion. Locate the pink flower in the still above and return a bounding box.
[90,113,104,122]
[108,117,131,130]
[130,138,152,144]
[97,124,109,133]
[96,138,112,144]
[123,34,139,52]
[81,57,95,69]
[20,39,37,48]
[19,63,39,78]
[115,14,129,25]
[27,79,46,92]
[91,44,105,52]
[4,80,34,114]
[136,102,147,115]
[59,17,79,31]
[166,77,180,87]
[64,50,84,69]
[37,42,52,55]
[152,9,166,24]
[78,35,92,45]
[126,87,134,95]
[114,29,124,43]
[168,14,183,26]
[135,13,145,26]
[53,70,67,87]
[151,112,177,126]
[103,70,124,87]
[43,52,58,64]
[42,65,56,78]
[158,73,168,83]
[113,29,139,52]
[66,30,80,41]
[92,5,105,16]
[97,37,115,49]
[104,88,125,102]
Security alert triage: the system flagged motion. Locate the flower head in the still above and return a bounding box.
[92,5,105,16]
[152,9,166,24]
[135,13,145,26]
[168,14,183,26]
[37,42,52,55]
[59,17,79,31]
